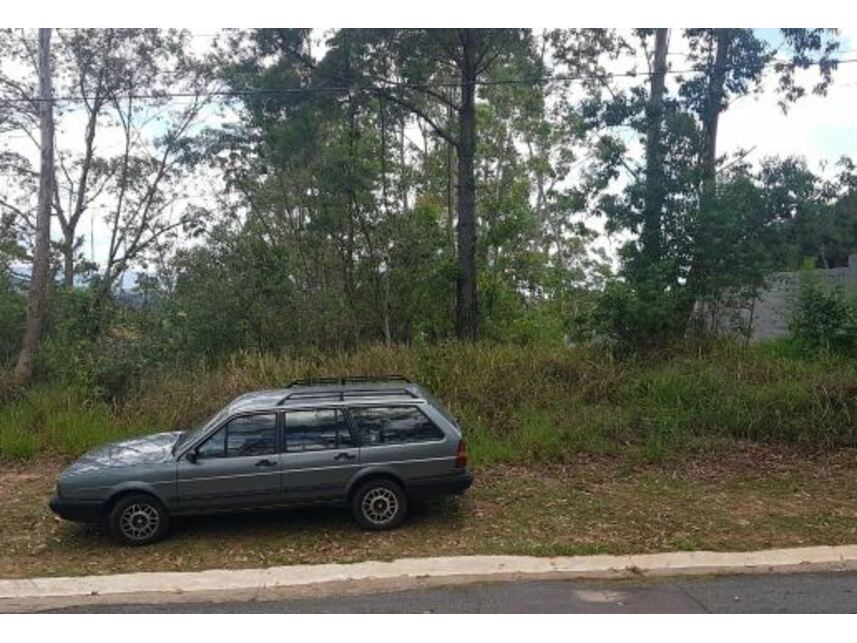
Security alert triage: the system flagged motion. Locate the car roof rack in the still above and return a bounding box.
[285,374,412,388]
[277,375,418,405]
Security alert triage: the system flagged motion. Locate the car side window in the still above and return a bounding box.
[195,426,226,459]
[349,406,445,446]
[285,409,355,452]
[195,414,277,459]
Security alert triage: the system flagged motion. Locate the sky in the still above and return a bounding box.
[2,28,856,284]
[718,29,856,170]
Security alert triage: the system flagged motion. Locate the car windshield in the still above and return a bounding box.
[171,407,231,455]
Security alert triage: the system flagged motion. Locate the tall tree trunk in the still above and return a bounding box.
[61,228,74,288]
[60,90,101,288]
[446,102,456,252]
[684,29,732,326]
[398,118,409,212]
[641,28,669,264]
[382,263,392,346]
[378,93,388,212]
[15,28,54,382]
[455,30,478,341]
[701,29,731,204]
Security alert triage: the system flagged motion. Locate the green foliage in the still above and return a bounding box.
[33,288,151,400]
[205,28,605,350]
[0,385,139,458]
[627,345,857,454]
[477,272,566,345]
[0,271,25,365]
[789,276,857,356]
[582,279,686,354]
[759,156,857,270]
[591,29,847,349]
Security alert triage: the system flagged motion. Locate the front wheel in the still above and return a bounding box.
[108,493,170,546]
[352,479,408,530]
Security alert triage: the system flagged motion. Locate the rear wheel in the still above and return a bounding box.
[352,479,407,530]
[108,493,170,546]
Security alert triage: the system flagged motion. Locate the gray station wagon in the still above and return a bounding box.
[49,376,472,545]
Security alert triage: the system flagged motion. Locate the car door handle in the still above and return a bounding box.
[254,459,277,467]
[334,452,357,461]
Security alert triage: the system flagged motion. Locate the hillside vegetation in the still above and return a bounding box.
[2,342,855,462]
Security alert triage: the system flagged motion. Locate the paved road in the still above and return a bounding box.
[47,571,857,613]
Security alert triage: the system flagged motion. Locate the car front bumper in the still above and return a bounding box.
[48,494,104,523]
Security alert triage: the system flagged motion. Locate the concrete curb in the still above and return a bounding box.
[2,545,857,607]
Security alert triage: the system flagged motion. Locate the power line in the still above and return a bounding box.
[1,56,855,106]
[665,47,857,58]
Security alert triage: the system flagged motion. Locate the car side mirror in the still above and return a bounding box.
[186,451,197,464]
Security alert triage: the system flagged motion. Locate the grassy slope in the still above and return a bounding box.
[2,342,856,462]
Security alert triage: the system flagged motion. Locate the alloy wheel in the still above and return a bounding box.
[119,502,160,542]
[361,487,399,525]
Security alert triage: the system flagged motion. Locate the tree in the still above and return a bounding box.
[681,28,839,203]
[589,28,843,347]
[641,28,669,266]
[212,28,400,348]
[213,29,546,344]
[0,29,209,302]
[760,156,857,270]
[472,32,611,341]
[361,29,533,340]
[14,28,53,381]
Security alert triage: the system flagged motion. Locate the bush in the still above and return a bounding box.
[789,277,857,357]
[0,272,25,365]
[584,280,687,355]
[35,287,194,402]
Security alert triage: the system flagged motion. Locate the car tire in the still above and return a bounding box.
[352,479,408,531]
[108,493,170,546]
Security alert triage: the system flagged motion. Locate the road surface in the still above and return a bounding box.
[46,571,857,613]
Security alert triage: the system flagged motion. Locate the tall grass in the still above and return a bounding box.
[2,341,856,462]
[0,385,145,459]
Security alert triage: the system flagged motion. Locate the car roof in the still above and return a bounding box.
[227,389,290,412]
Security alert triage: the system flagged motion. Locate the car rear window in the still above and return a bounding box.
[349,406,445,446]
[417,387,460,428]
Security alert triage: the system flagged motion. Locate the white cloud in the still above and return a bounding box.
[719,27,857,173]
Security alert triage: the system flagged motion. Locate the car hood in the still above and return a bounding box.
[64,431,182,475]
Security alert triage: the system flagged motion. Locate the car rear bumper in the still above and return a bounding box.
[49,494,104,523]
[408,470,473,497]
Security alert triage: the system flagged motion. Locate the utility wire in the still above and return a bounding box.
[1,56,855,105]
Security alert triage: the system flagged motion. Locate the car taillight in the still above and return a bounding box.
[454,439,468,469]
